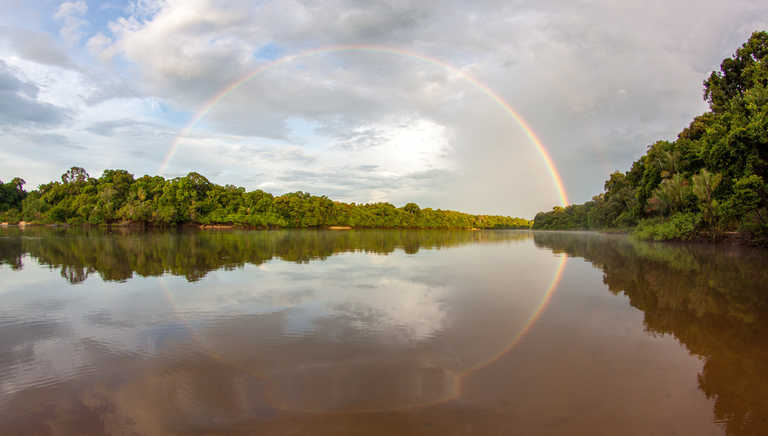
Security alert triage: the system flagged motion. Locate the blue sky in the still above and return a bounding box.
[1,0,767,217]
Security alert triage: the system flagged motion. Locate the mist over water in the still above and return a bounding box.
[0,228,766,435]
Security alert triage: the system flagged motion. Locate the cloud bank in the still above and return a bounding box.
[1,0,767,216]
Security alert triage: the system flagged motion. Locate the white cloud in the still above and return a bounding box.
[54,1,89,45]
[54,0,88,18]
[85,33,112,58]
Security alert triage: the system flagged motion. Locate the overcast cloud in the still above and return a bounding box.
[0,0,766,217]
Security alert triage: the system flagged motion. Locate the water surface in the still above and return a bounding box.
[0,228,766,435]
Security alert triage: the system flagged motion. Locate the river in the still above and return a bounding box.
[0,228,766,435]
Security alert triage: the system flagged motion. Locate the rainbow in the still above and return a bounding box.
[462,252,568,375]
[160,44,569,207]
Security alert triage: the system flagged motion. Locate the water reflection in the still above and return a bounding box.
[0,227,533,283]
[533,232,768,436]
[1,228,567,432]
[0,228,766,435]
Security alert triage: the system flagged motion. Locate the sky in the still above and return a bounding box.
[0,0,766,217]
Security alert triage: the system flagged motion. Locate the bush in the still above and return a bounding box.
[0,208,21,224]
[633,213,701,241]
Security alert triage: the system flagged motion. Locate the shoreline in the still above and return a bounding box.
[0,221,530,231]
[1,223,759,246]
[532,227,753,246]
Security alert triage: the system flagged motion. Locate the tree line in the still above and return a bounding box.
[0,167,530,229]
[533,31,768,244]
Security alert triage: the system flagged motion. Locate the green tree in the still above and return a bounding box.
[534,31,768,244]
[692,169,723,238]
[704,31,768,113]
[61,167,89,184]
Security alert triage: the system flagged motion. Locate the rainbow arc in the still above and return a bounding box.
[159,44,569,207]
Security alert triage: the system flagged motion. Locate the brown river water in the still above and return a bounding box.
[0,228,766,435]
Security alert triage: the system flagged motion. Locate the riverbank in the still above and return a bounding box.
[0,220,528,231]
[535,226,755,246]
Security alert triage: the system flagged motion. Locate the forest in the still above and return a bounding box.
[533,31,768,245]
[0,168,529,230]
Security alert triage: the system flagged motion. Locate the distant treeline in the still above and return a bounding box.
[533,31,768,245]
[0,168,529,229]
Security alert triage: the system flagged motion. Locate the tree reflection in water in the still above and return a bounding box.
[2,228,766,435]
[534,232,768,436]
[0,227,531,283]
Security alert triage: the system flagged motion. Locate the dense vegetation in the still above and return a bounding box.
[534,232,768,436]
[0,167,529,229]
[533,31,768,244]
[0,178,26,216]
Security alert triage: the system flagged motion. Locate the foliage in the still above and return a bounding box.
[633,212,701,241]
[692,169,724,238]
[726,174,768,243]
[0,177,27,222]
[0,167,530,229]
[533,31,768,244]
[643,172,691,218]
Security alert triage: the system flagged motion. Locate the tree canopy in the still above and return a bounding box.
[0,167,530,230]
